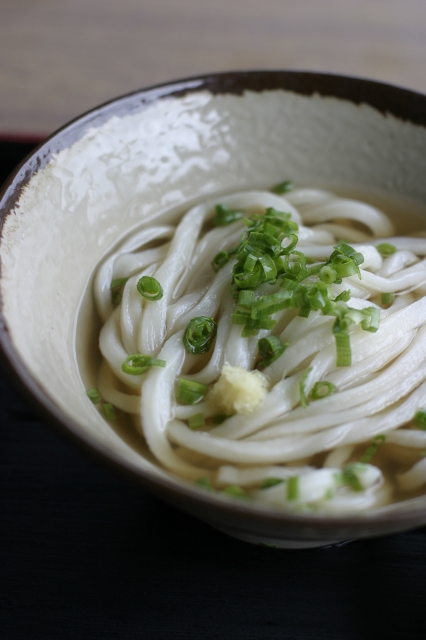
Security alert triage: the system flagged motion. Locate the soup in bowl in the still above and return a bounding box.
[2,71,426,547]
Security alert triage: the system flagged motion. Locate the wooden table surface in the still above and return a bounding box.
[1,0,426,135]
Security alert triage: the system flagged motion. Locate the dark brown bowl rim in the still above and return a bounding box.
[2,70,426,537]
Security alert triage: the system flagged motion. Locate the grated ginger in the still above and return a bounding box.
[208,363,268,415]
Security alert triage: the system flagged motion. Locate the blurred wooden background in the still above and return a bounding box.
[1,0,426,135]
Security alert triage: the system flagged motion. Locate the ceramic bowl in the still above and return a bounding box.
[2,71,426,548]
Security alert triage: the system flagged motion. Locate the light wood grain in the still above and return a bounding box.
[1,0,426,134]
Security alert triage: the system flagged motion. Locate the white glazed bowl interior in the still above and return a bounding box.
[2,72,426,546]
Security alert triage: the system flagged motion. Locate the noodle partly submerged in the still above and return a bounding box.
[90,187,426,514]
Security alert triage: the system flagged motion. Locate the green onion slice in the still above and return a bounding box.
[211,250,230,272]
[176,378,209,405]
[111,277,129,290]
[272,180,294,194]
[333,330,351,367]
[257,336,288,370]
[136,276,163,301]
[414,409,426,430]
[376,243,397,257]
[261,478,284,489]
[189,413,205,430]
[122,354,166,375]
[319,265,337,284]
[342,464,364,492]
[309,381,336,401]
[111,277,129,306]
[287,476,299,501]
[222,485,247,498]
[183,316,217,354]
[213,204,244,226]
[381,292,395,306]
[195,477,214,491]
[103,403,116,421]
[359,435,386,463]
[86,388,101,404]
[299,367,312,408]
[212,413,233,425]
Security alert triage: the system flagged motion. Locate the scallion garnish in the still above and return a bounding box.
[272,180,294,194]
[188,413,205,430]
[213,204,244,226]
[212,413,233,425]
[217,206,373,360]
[211,250,230,272]
[195,477,214,491]
[359,435,386,463]
[376,243,397,257]
[111,277,129,306]
[103,403,116,421]
[176,378,208,405]
[381,292,395,306]
[111,277,130,290]
[333,330,352,367]
[86,388,101,404]
[261,478,284,489]
[287,476,299,501]
[122,354,166,375]
[342,464,364,491]
[222,485,247,498]
[414,409,426,430]
[299,367,312,408]
[183,316,217,354]
[319,265,337,284]
[257,336,288,370]
[309,381,336,401]
[136,276,163,301]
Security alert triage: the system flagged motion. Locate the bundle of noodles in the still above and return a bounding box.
[91,186,426,514]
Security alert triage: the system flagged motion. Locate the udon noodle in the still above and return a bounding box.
[90,186,426,513]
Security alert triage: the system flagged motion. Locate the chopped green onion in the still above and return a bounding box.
[309,381,336,401]
[183,316,217,354]
[103,403,116,421]
[213,204,244,226]
[299,367,312,408]
[257,336,288,370]
[381,292,395,306]
[414,409,426,430]
[376,243,397,257]
[212,413,233,425]
[86,388,101,404]
[176,378,208,405]
[195,477,214,491]
[359,435,386,463]
[238,289,256,308]
[111,277,130,290]
[335,290,351,302]
[122,354,166,375]
[188,413,205,430]
[222,485,247,498]
[361,307,380,333]
[261,478,284,489]
[111,277,129,306]
[287,476,299,501]
[319,265,337,284]
[136,276,163,301]
[272,180,294,194]
[342,464,363,491]
[333,330,351,367]
[332,243,365,266]
[211,250,230,272]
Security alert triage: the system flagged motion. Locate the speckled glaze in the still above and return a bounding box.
[2,72,426,547]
